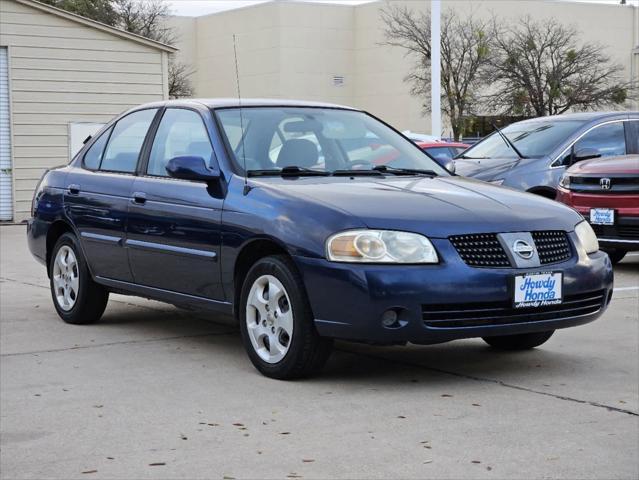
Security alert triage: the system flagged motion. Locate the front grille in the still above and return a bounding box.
[531,231,571,264]
[450,231,572,268]
[448,233,511,268]
[422,290,605,328]
[569,175,639,194]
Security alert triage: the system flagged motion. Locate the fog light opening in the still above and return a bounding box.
[381,309,400,328]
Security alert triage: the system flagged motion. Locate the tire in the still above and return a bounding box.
[603,249,626,265]
[49,232,109,325]
[483,330,554,350]
[239,255,333,379]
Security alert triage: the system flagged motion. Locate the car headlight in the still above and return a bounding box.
[559,174,570,189]
[489,179,504,185]
[575,221,599,254]
[326,229,438,263]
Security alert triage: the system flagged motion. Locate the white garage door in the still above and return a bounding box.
[0,47,12,221]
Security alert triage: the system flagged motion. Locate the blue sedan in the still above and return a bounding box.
[27,99,613,379]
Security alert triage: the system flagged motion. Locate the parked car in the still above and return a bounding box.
[416,141,469,172]
[455,112,639,198]
[556,154,639,264]
[28,99,613,379]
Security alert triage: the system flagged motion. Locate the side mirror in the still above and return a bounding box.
[166,156,220,182]
[572,147,601,164]
[443,159,456,174]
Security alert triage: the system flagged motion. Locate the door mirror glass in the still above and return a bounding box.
[166,156,220,182]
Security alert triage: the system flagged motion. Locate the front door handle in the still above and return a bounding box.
[67,184,80,195]
[132,192,147,205]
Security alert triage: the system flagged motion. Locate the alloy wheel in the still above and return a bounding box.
[245,274,293,364]
[52,245,79,311]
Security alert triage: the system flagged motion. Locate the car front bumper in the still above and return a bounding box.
[295,234,613,345]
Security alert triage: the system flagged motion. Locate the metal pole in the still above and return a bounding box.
[431,0,441,138]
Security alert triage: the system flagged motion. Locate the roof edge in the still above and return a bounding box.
[13,0,177,53]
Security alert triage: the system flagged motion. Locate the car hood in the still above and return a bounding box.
[253,175,582,238]
[568,155,639,175]
[455,157,528,179]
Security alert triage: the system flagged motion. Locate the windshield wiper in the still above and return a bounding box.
[248,166,330,177]
[372,165,438,176]
[456,154,487,160]
[331,169,384,176]
[491,122,527,159]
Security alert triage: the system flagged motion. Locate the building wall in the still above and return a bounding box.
[171,0,637,137]
[173,2,355,104]
[0,0,168,220]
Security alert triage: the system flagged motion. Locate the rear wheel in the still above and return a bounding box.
[603,249,626,265]
[239,255,333,379]
[49,233,109,324]
[483,330,554,350]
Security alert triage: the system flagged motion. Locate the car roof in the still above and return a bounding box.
[519,111,638,123]
[135,98,358,111]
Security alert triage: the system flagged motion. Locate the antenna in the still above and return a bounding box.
[233,34,250,195]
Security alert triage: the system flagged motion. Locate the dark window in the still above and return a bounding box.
[625,120,639,154]
[148,109,213,177]
[100,109,158,173]
[83,127,112,170]
[574,122,626,157]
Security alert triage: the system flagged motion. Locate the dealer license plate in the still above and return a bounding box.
[590,208,614,225]
[513,272,563,308]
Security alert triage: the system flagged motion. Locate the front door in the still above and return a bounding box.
[126,107,225,300]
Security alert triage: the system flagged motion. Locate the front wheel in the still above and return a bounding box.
[483,330,554,350]
[49,232,109,324]
[239,255,333,379]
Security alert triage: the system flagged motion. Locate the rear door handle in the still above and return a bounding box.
[132,192,147,205]
[67,184,80,195]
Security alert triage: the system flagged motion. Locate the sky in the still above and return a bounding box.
[165,0,637,17]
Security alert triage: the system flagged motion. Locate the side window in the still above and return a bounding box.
[625,120,639,154]
[83,127,112,170]
[101,109,158,173]
[148,109,214,177]
[574,122,626,158]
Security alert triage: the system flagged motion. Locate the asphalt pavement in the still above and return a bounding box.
[1,224,637,479]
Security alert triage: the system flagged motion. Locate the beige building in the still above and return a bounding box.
[0,0,175,222]
[170,0,638,136]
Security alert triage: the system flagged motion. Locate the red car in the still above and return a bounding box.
[556,154,639,264]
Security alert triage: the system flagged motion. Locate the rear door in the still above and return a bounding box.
[126,107,225,300]
[65,108,159,282]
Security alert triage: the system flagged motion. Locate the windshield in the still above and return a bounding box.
[462,120,586,159]
[215,107,448,176]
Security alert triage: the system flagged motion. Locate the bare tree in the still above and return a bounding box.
[168,59,194,99]
[40,0,119,26]
[487,16,633,116]
[113,0,175,44]
[381,5,493,140]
